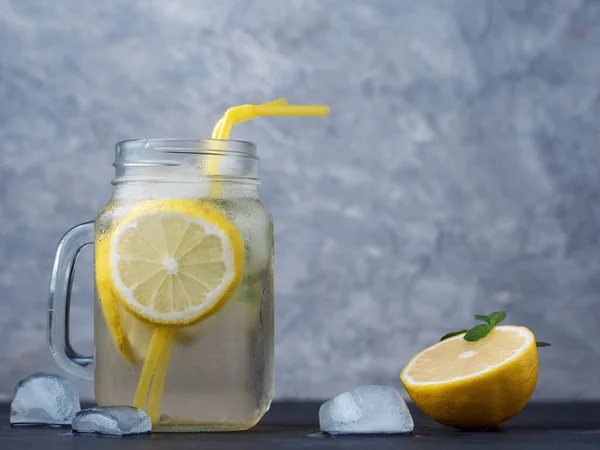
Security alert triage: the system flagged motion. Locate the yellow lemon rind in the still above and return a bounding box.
[95,233,137,365]
[400,326,538,430]
[108,199,244,327]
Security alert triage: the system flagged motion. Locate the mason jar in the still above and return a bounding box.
[48,139,274,432]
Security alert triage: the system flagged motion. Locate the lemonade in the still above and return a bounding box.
[94,194,274,432]
[47,103,328,433]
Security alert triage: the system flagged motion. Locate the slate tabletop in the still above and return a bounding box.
[1,401,600,449]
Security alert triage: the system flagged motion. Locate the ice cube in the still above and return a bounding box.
[71,406,151,435]
[10,373,81,426]
[319,385,414,435]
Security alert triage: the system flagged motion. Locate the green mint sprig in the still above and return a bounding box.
[440,310,551,348]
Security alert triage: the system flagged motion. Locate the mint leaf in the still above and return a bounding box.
[488,310,506,327]
[440,330,468,341]
[464,324,492,342]
[448,311,549,346]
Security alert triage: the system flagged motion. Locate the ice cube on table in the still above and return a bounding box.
[319,385,414,435]
[72,406,151,436]
[10,373,81,426]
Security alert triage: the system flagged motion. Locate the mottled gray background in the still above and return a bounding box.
[1,0,600,401]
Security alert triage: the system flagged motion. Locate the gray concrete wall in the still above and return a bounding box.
[1,0,599,400]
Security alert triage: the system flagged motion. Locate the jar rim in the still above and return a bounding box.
[113,138,260,185]
[115,138,258,160]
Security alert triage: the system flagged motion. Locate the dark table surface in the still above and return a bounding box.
[2,401,600,449]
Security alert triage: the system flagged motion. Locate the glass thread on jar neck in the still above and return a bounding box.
[113,138,259,185]
[111,138,260,200]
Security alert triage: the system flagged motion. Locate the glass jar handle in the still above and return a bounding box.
[48,221,95,381]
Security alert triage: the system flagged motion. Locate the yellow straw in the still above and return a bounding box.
[208,103,329,195]
[145,328,174,423]
[132,101,293,422]
[211,98,288,139]
[132,99,329,425]
[132,327,174,424]
[216,105,329,140]
[207,98,293,196]
[133,328,165,409]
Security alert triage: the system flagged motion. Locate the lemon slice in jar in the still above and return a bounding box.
[108,199,244,326]
[94,198,246,365]
[105,199,244,419]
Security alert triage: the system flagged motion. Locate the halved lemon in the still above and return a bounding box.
[400,326,538,430]
[108,199,244,326]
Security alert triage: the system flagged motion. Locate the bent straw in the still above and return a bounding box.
[132,327,174,424]
[216,105,329,140]
[211,98,288,139]
[209,104,329,198]
[132,100,329,425]
[208,98,291,196]
[129,103,291,420]
[145,328,174,422]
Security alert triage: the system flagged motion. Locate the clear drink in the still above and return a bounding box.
[48,139,275,433]
[94,196,274,432]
